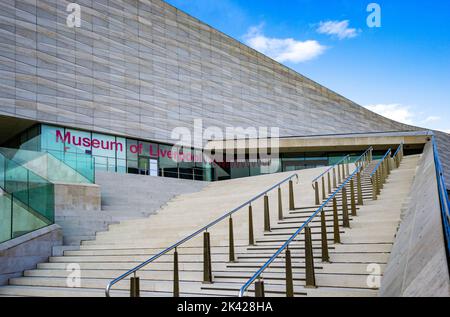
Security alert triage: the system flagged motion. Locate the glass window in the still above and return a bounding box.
[92,133,120,172]
[159,144,178,178]
[126,139,138,174]
[41,125,65,153]
[65,128,92,154]
[116,137,126,173]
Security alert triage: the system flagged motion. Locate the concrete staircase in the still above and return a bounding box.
[0,155,420,297]
[55,172,208,246]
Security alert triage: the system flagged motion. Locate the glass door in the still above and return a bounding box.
[138,157,149,175]
[138,157,158,176]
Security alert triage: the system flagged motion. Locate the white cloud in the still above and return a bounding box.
[364,104,415,125]
[243,24,326,63]
[317,20,360,40]
[423,116,441,123]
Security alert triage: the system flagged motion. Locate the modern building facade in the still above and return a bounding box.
[0,0,449,298]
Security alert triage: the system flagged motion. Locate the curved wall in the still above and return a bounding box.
[0,0,417,141]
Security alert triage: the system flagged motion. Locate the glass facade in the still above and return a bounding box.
[11,124,214,181]
[2,124,386,182]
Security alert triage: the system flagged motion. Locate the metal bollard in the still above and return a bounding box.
[338,164,341,183]
[357,172,363,205]
[350,179,357,217]
[278,187,283,221]
[248,205,255,245]
[320,209,329,262]
[322,176,326,200]
[285,247,294,297]
[255,279,265,297]
[264,195,271,232]
[372,175,378,200]
[327,172,332,194]
[229,216,235,262]
[333,197,340,244]
[342,187,350,228]
[173,249,179,297]
[130,274,140,297]
[304,226,316,288]
[333,168,337,188]
[289,180,295,210]
[376,169,381,194]
[203,231,213,283]
[314,181,320,205]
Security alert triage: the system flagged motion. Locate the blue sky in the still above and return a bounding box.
[166,0,450,133]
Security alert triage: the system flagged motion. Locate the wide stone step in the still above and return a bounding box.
[201,282,377,297]
[37,261,209,271]
[24,269,204,281]
[64,245,246,256]
[0,285,219,297]
[211,272,378,289]
[49,253,242,263]
[8,277,204,294]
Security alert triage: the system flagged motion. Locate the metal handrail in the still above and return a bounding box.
[369,148,392,178]
[311,155,349,184]
[311,146,373,186]
[238,166,360,297]
[354,146,374,167]
[105,173,299,297]
[431,136,450,257]
[392,142,403,159]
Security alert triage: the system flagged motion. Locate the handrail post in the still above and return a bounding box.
[342,162,346,179]
[320,209,329,262]
[350,179,357,217]
[203,231,213,284]
[321,176,326,200]
[342,186,350,228]
[255,278,265,297]
[333,168,337,188]
[264,195,271,232]
[333,197,340,244]
[130,272,140,297]
[304,226,316,288]
[337,164,341,184]
[376,169,381,194]
[372,176,377,200]
[278,187,283,220]
[289,180,295,211]
[345,158,350,176]
[327,172,331,194]
[314,181,320,205]
[357,171,363,205]
[173,248,179,297]
[249,205,255,245]
[229,216,235,262]
[285,247,294,297]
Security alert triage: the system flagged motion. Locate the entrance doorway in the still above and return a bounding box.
[138,157,158,176]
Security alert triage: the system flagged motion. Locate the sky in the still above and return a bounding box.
[165,0,450,133]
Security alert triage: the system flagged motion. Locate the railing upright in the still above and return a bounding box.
[370,144,404,201]
[312,147,373,205]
